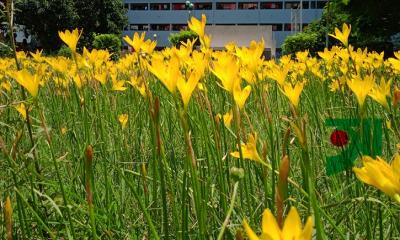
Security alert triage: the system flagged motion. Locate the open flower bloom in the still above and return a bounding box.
[58,28,82,53]
[281,81,305,109]
[15,103,27,120]
[223,110,233,128]
[329,23,351,47]
[148,56,180,93]
[231,133,264,164]
[369,79,391,109]
[177,69,203,108]
[188,14,206,38]
[123,32,146,53]
[353,155,400,203]
[13,69,40,97]
[243,207,313,240]
[233,80,252,110]
[347,74,374,109]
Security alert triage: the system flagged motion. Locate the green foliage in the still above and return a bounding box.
[293,0,400,54]
[92,34,121,60]
[15,0,127,51]
[0,44,13,58]
[57,45,73,58]
[15,0,78,51]
[282,32,322,56]
[168,30,199,47]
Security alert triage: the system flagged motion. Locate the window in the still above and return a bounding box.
[130,3,148,10]
[172,24,188,31]
[316,0,327,8]
[130,24,149,31]
[238,2,258,9]
[172,3,186,10]
[271,24,283,31]
[124,3,129,9]
[150,24,171,31]
[194,2,212,10]
[285,1,308,9]
[216,2,236,10]
[284,23,292,31]
[260,23,283,31]
[150,3,170,10]
[311,1,327,9]
[260,2,282,9]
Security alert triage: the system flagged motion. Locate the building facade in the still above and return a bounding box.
[123,0,326,53]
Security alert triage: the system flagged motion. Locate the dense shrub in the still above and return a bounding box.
[92,34,121,60]
[57,45,73,58]
[282,32,323,56]
[168,30,199,47]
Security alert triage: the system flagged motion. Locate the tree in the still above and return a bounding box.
[74,0,127,47]
[15,0,127,51]
[283,0,400,55]
[15,0,78,51]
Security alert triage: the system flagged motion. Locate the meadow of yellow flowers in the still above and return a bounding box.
[1,15,400,239]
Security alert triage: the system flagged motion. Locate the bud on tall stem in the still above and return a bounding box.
[85,145,93,205]
[4,196,13,240]
[276,155,290,227]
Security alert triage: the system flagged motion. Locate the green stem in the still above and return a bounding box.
[217,181,239,240]
[120,169,160,240]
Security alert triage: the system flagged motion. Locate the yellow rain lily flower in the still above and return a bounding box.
[123,32,146,53]
[223,110,233,128]
[243,207,313,240]
[72,74,83,89]
[353,155,400,203]
[233,81,252,110]
[15,103,27,120]
[58,28,82,52]
[94,71,108,85]
[30,49,43,62]
[225,41,236,52]
[141,39,157,55]
[1,81,12,92]
[177,70,202,109]
[181,38,198,52]
[148,56,181,93]
[281,81,305,109]
[231,133,263,164]
[111,79,127,91]
[329,23,351,47]
[13,69,40,97]
[188,14,207,38]
[296,50,309,62]
[118,114,129,129]
[347,74,374,109]
[369,79,391,109]
[211,53,239,92]
[318,48,336,63]
[269,64,290,86]
[201,34,212,50]
[61,127,68,135]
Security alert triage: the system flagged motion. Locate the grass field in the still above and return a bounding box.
[1,18,400,239]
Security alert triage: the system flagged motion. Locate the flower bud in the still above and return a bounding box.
[230,167,244,181]
[85,145,93,164]
[4,196,12,240]
[394,87,400,108]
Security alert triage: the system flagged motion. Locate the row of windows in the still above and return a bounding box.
[124,1,327,10]
[125,23,308,31]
